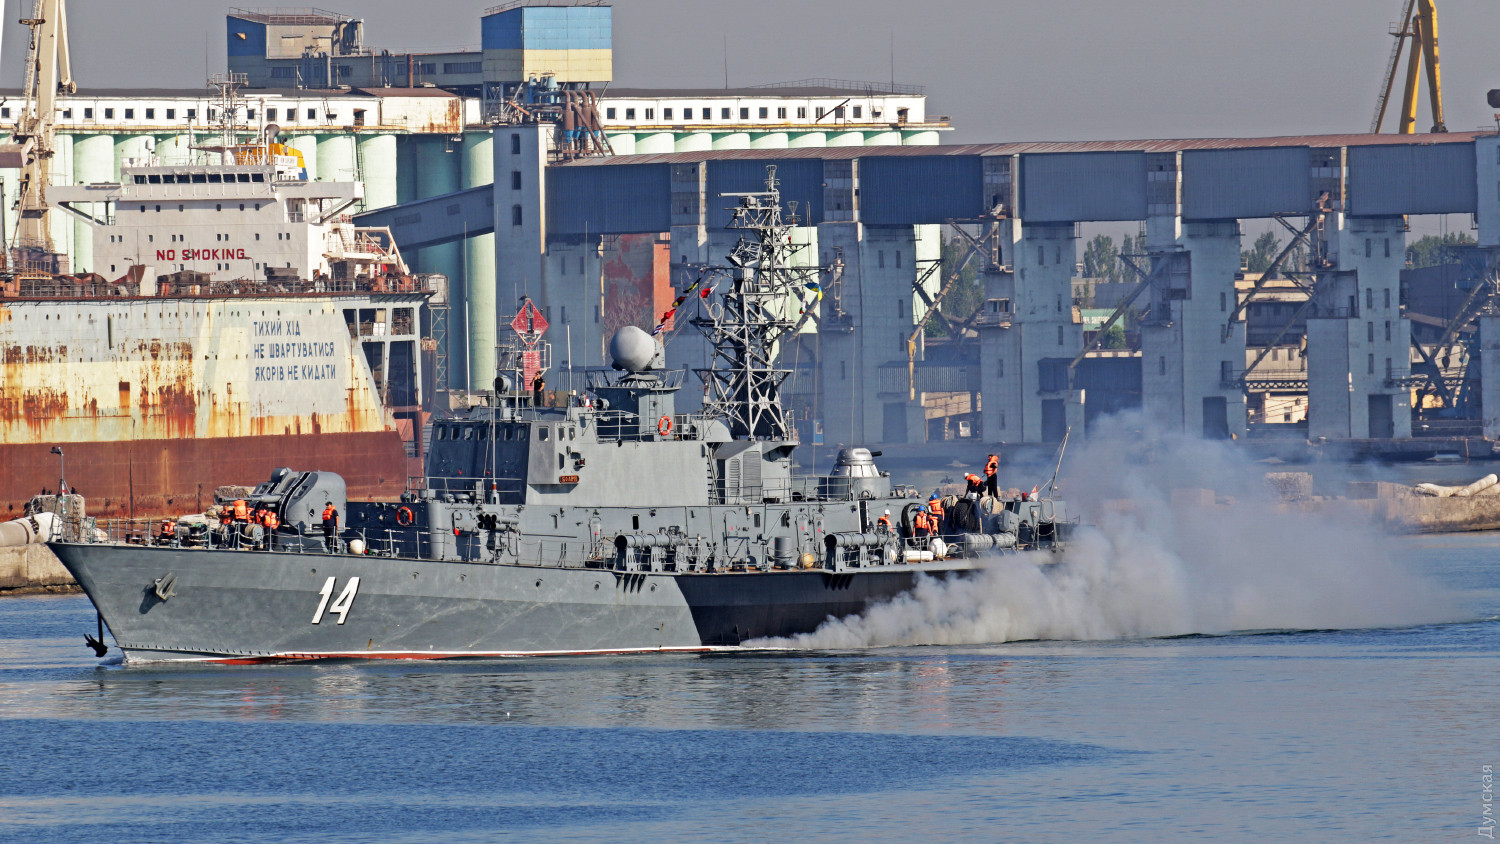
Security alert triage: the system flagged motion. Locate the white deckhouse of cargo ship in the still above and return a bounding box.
[50,128,398,286]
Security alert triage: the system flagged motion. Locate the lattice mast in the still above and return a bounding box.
[690,166,824,441]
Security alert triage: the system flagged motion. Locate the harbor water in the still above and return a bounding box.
[0,529,1496,843]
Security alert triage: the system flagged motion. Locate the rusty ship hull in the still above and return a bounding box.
[1,292,423,519]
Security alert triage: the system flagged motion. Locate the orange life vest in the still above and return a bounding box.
[914,512,931,532]
[322,506,336,524]
[233,500,248,521]
[985,455,999,476]
[263,511,279,530]
[159,519,175,536]
[928,499,944,518]
[876,515,891,529]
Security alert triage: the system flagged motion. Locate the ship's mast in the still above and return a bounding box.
[689,167,822,442]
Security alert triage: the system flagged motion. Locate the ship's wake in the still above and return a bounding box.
[758,424,1464,649]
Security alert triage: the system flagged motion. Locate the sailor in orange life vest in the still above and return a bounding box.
[261,507,280,551]
[912,507,934,546]
[157,518,176,546]
[321,502,339,552]
[984,453,1000,498]
[927,493,945,535]
[876,509,893,533]
[964,473,985,500]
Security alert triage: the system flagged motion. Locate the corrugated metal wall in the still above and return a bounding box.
[1347,143,1477,216]
[1182,147,1312,220]
[1019,151,1147,222]
[704,159,824,229]
[548,163,672,235]
[859,155,984,225]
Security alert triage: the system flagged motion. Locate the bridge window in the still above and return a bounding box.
[145,108,155,119]
[645,108,654,120]
[511,205,523,226]
[625,108,636,120]
[105,108,115,119]
[85,107,94,119]
[853,106,862,119]
[777,107,786,119]
[721,107,730,119]
[606,108,616,119]
[664,108,674,120]
[740,107,750,120]
[268,109,278,122]
[797,107,806,119]
[682,108,693,120]
[759,107,769,119]
[125,109,134,119]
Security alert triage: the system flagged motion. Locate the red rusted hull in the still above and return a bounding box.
[1,430,408,519]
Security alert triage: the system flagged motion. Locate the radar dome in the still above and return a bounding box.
[609,325,659,372]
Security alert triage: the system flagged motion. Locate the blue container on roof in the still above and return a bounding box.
[1347,143,1476,216]
[482,5,613,51]
[1181,147,1312,220]
[705,159,824,229]
[859,156,984,225]
[1019,152,1147,223]
[548,163,671,236]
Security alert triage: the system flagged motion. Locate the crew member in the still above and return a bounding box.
[531,371,546,407]
[984,453,1000,498]
[963,473,984,500]
[876,509,892,533]
[912,507,933,545]
[321,502,339,552]
[927,494,945,535]
[157,518,176,546]
[261,507,280,551]
[217,506,233,548]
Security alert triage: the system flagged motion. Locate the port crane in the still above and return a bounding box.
[1371,0,1446,134]
[3,0,74,273]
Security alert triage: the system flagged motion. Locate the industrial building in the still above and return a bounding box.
[10,0,1500,454]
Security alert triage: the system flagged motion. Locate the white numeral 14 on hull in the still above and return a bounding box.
[312,576,360,625]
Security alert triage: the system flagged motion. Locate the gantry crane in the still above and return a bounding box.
[1371,0,1446,134]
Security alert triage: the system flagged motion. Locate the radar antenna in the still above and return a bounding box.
[689,166,825,441]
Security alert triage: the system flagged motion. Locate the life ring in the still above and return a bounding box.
[396,506,414,526]
[658,416,673,437]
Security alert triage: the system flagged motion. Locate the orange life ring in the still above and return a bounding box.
[396,506,414,526]
[658,416,673,437]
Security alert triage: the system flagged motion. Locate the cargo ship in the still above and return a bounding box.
[2,121,436,519]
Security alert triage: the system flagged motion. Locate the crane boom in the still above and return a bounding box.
[11,0,74,270]
[1373,0,1445,134]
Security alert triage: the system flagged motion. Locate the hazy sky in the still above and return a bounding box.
[4,0,1498,142]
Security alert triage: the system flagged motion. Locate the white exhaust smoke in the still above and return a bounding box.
[765,421,1462,649]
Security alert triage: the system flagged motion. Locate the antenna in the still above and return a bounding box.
[723,35,729,89]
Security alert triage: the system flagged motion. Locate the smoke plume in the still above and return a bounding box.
[764,418,1463,649]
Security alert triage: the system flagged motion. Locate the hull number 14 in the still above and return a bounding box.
[312,576,361,625]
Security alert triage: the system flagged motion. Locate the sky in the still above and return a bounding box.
[4,0,1498,143]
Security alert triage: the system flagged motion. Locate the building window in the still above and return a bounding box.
[1367,288,1374,310]
[307,109,316,120]
[0,107,8,118]
[896,250,902,268]
[721,107,730,119]
[738,107,748,120]
[1365,238,1372,257]
[834,106,845,118]
[1385,289,1391,309]
[606,107,616,119]
[124,108,134,119]
[511,204,523,226]
[816,107,825,119]
[625,108,635,120]
[442,61,482,74]
[186,108,195,119]
[853,106,862,118]
[166,108,175,119]
[758,107,768,119]
[270,66,297,79]
[664,107,673,120]
[682,107,692,120]
[1384,238,1391,258]
[1386,358,1393,378]
[511,171,521,190]
[1038,245,1045,265]
[1385,320,1392,342]
[105,108,114,119]
[797,107,806,119]
[777,107,787,119]
[85,107,94,119]
[268,108,278,121]
[1057,325,1064,345]
[417,63,436,75]
[645,108,654,120]
[878,250,885,269]
[1219,291,1226,311]
[511,134,521,154]
[997,358,1004,378]
[1367,322,1374,343]
[1368,354,1375,375]
[897,299,905,319]
[145,108,155,119]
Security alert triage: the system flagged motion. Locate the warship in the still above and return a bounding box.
[42,169,1073,662]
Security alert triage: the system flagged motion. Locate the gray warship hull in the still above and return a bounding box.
[50,542,987,662]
